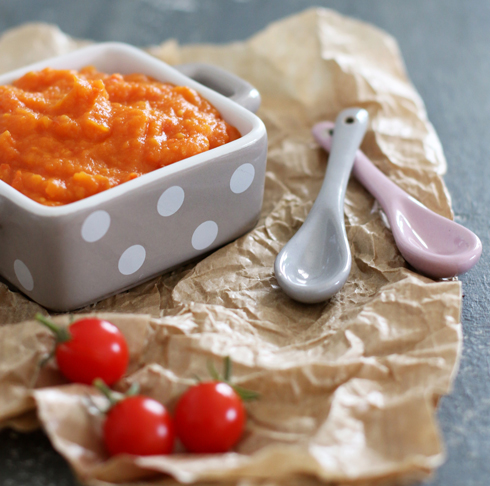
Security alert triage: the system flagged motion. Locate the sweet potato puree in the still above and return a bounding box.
[0,66,241,206]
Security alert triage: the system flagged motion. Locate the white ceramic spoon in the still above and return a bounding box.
[312,121,482,279]
[274,108,369,303]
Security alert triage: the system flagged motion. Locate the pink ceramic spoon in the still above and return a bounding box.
[312,121,482,279]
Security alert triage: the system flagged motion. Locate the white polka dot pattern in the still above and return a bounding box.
[14,259,34,291]
[230,163,255,194]
[192,221,218,250]
[118,245,146,275]
[157,186,185,217]
[81,210,111,242]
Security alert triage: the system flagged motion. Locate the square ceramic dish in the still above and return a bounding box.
[0,43,267,311]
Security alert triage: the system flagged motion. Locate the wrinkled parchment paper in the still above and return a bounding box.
[0,8,462,486]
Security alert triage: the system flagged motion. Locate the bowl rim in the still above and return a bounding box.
[0,42,266,218]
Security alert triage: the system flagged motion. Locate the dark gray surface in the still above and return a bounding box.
[0,1,489,485]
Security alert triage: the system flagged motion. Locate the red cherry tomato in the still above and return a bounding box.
[55,318,129,385]
[174,381,246,453]
[103,395,175,456]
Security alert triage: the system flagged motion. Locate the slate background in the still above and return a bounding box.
[0,1,489,485]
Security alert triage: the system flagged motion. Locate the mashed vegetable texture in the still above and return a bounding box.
[0,66,241,206]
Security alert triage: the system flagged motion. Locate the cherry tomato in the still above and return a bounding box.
[103,395,175,456]
[174,381,246,453]
[55,318,129,385]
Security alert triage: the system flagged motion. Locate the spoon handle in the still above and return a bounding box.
[313,109,369,217]
[312,121,407,216]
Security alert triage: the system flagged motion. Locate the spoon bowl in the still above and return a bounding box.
[390,193,481,278]
[274,108,369,303]
[275,208,352,303]
[312,121,482,279]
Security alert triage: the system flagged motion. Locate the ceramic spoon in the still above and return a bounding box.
[312,121,482,279]
[274,108,369,303]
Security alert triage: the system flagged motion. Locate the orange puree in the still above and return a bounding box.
[0,66,241,206]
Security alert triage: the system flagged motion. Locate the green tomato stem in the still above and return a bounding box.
[223,356,232,382]
[93,378,124,407]
[231,384,260,402]
[93,379,140,411]
[35,313,71,344]
[207,359,221,381]
[125,382,140,397]
[205,356,260,402]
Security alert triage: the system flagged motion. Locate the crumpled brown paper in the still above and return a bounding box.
[0,8,462,486]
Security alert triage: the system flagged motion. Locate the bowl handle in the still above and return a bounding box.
[175,63,261,113]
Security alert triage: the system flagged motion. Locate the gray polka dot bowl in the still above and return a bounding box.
[0,43,267,311]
